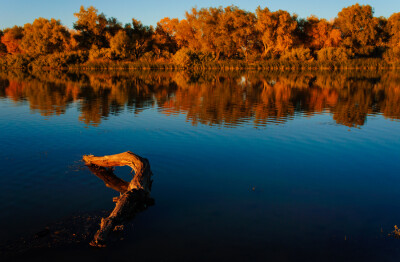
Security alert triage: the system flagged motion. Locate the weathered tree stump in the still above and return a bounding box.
[83,151,153,247]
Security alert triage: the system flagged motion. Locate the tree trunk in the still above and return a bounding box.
[83,151,153,247]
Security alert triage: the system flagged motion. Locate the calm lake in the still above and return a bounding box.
[1,70,400,261]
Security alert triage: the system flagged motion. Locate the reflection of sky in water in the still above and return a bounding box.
[1,72,400,261]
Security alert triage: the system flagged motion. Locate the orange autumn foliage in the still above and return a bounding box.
[1,26,24,54]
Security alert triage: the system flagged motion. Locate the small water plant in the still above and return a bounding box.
[390,225,400,238]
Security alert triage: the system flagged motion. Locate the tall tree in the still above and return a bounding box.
[177,15,201,51]
[125,19,154,59]
[153,18,179,56]
[1,26,24,54]
[255,7,298,57]
[335,4,378,56]
[73,6,108,49]
[303,16,341,50]
[387,12,400,47]
[110,30,130,58]
[0,30,7,55]
[20,18,70,55]
[66,30,80,51]
[105,17,123,40]
[374,16,388,52]
[182,6,257,60]
[185,7,220,56]
[227,6,258,60]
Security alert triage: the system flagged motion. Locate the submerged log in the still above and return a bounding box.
[87,166,129,194]
[83,151,153,247]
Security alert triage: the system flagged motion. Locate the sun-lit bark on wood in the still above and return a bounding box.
[83,151,153,247]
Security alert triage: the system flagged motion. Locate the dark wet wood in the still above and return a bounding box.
[87,166,129,194]
[83,151,153,247]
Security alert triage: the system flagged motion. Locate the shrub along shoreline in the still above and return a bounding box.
[1,53,399,71]
[70,60,400,71]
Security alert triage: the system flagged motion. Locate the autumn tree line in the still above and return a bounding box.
[1,4,400,69]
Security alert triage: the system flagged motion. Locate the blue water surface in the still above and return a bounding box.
[1,71,400,261]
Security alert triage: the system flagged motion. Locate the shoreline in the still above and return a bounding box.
[1,60,400,71]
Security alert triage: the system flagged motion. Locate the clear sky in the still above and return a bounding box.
[0,0,399,30]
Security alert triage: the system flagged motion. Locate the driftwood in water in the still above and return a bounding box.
[83,151,153,247]
[87,166,129,194]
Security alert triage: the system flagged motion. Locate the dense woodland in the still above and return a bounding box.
[1,4,400,69]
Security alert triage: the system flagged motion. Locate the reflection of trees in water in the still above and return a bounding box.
[0,70,400,128]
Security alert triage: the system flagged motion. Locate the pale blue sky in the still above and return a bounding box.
[0,0,399,30]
